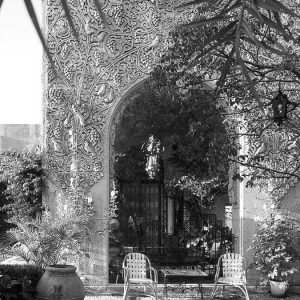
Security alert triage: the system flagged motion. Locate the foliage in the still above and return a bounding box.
[177,0,300,97]
[250,204,298,283]
[7,193,94,269]
[155,0,300,196]
[0,150,44,221]
[167,175,226,209]
[0,149,95,270]
[115,79,234,206]
[114,146,148,182]
[0,265,43,300]
[109,180,119,222]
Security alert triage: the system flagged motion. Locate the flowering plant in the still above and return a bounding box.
[250,204,298,283]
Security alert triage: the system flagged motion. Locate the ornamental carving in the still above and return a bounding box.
[45,0,195,194]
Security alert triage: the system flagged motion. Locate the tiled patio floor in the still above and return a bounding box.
[85,285,300,299]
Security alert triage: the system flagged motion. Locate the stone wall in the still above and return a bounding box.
[0,124,41,151]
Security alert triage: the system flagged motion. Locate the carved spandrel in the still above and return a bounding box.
[45,0,195,193]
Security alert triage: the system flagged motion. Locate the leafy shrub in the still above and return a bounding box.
[0,264,43,300]
[0,149,96,270]
[8,193,94,269]
[250,204,299,283]
[0,150,43,221]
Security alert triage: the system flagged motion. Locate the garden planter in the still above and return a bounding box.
[36,264,85,300]
[269,279,288,298]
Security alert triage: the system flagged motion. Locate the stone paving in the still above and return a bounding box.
[85,285,300,300]
[86,294,299,300]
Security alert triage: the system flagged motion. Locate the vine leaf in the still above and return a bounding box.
[23,0,57,75]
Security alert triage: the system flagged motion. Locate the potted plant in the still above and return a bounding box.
[250,204,298,297]
[7,193,95,300]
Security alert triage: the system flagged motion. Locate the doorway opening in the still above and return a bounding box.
[109,80,234,283]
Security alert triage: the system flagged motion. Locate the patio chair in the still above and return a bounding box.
[122,252,158,300]
[210,253,250,300]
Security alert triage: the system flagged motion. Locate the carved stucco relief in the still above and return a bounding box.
[44,0,195,195]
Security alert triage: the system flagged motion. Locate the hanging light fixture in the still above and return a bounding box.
[272,89,288,126]
[145,135,161,179]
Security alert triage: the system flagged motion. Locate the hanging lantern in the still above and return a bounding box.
[145,135,161,179]
[272,90,288,126]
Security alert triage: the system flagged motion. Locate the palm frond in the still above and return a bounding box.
[236,47,262,111]
[182,15,231,28]
[260,14,297,42]
[273,11,284,30]
[176,0,214,8]
[23,0,57,75]
[60,0,78,41]
[260,40,290,57]
[255,0,300,18]
[216,45,235,90]
[241,20,264,48]
[247,0,264,22]
[203,20,237,47]
[185,31,235,71]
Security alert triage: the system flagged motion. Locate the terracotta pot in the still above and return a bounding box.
[36,264,85,300]
[269,279,288,298]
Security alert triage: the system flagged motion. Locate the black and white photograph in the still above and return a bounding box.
[1,1,300,299]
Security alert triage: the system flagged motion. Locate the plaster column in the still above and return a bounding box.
[231,135,267,262]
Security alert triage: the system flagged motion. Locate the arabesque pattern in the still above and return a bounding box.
[44,0,195,194]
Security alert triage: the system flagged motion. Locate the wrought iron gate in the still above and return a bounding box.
[109,180,235,282]
[118,179,167,250]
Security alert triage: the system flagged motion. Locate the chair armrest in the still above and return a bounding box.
[123,266,129,282]
[214,264,221,281]
[150,266,158,283]
[242,271,247,284]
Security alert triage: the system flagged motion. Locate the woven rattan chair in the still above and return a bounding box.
[122,252,158,300]
[210,253,250,300]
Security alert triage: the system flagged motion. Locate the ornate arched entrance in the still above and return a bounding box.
[43,1,241,285]
[106,79,235,283]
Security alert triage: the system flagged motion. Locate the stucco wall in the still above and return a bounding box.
[0,124,41,151]
[280,180,300,217]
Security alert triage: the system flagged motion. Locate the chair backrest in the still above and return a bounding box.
[123,253,151,279]
[219,253,246,281]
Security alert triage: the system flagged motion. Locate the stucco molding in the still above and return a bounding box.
[44,0,195,196]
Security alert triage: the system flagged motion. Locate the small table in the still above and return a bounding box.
[160,268,208,300]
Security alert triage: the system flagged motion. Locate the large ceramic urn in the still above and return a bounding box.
[36,265,85,300]
[269,279,288,297]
